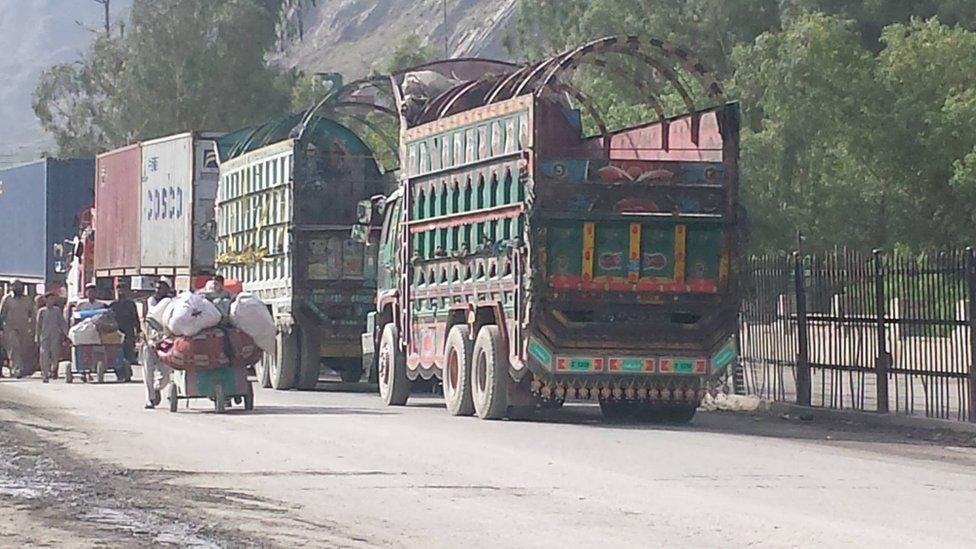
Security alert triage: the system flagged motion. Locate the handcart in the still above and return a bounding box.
[70,343,132,383]
[167,365,254,413]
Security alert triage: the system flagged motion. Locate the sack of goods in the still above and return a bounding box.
[145,297,172,333]
[156,327,262,371]
[68,320,101,345]
[166,291,222,337]
[91,311,120,334]
[229,292,276,355]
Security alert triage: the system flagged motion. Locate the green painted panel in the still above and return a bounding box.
[672,359,695,373]
[686,226,722,280]
[569,357,591,371]
[548,222,582,276]
[619,358,643,372]
[594,222,630,278]
[641,225,675,278]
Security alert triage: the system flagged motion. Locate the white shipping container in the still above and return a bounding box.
[139,133,221,270]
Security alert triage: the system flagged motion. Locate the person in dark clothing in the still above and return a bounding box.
[111,284,140,373]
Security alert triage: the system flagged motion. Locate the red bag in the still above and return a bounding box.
[157,327,262,371]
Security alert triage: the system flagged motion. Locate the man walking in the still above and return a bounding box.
[36,293,68,383]
[0,281,37,378]
[142,278,173,408]
[111,283,140,369]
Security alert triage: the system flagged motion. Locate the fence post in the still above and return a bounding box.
[794,251,811,406]
[873,249,890,414]
[967,248,976,423]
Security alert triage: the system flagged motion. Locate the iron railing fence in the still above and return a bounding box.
[738,248,976,422]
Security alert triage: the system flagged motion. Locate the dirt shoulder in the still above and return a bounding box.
[0,399,275,548]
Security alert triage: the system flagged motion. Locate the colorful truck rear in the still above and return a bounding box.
[362,37,742,420]
[216,113,388,390]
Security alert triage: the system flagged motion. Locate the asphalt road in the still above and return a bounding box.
[2,373,976,548]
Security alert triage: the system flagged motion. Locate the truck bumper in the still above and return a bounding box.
[524,334,737,402]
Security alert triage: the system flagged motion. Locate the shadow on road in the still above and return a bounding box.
[228,405,394,416]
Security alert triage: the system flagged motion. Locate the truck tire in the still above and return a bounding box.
[471,325,508,420]
[255,353,272,388]
[270,331,298,390]
[295,326,321,390]
[378,324,409,406]
[443,325,475,416]
[665,403,697,423]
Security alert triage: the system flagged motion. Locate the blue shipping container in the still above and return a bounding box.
[0,158,94,285]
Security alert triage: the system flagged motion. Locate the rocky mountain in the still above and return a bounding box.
[0,0,130,167]
[274,0,518,77]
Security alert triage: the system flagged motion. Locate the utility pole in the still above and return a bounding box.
[93,0,110,35]
[443,0,449,57]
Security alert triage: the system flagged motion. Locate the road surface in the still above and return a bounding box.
[1,373,975,548]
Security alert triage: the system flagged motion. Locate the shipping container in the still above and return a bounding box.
[94,144,141,277]
[0,158,94,289]
[139,132,221,275]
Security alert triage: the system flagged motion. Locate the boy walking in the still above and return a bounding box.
[36,294,68,382]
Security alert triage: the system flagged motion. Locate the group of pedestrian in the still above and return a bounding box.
[1,275,237,412]
[0,278,147,383]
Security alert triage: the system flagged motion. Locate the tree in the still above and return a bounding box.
[386,33,437,73]
[33,0,293,155]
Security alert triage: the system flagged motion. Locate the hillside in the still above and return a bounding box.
[275,0,518,77]
[0,0,130,167]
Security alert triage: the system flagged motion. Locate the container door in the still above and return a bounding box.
[141,136,193,268]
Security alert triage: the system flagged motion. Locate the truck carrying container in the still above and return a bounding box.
[359,37,743,421]
[93,133,222,291]
[0,158,94,292]
[139,132,222,286]
[216,113,388,390]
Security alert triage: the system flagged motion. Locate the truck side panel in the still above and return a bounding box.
[95,145,141,274]
[0,159,93,286]
[0,160,48,282]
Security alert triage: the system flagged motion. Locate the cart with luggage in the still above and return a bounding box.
[69,342,132,383]
[167,364,254,413]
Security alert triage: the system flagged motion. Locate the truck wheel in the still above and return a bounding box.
[295,326,321,390]
[378,324,409,406]
[168,385,178,413]
[471,325,509,420]
[255,353,272,388]
[214,385,226,414]
[270,331,298,390]
[244,383,255,411]
[443,325,474,416]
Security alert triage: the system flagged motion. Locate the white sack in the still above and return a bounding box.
[166,291,222,337]
[68,320,101,345]
[146,297,172,331]
[230,292,276,355]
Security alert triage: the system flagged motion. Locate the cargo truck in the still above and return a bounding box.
[215,115,388,390]
[358,37,742,420]
[0,158,94,295]
[92,133,223,293]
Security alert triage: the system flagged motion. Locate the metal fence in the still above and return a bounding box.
[738,249,976,422]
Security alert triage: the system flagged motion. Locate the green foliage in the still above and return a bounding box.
[514,0,976,252]
[33,0,292,156]
[386,33,438,73]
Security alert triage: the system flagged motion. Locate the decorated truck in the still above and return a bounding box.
[359,37,742,421]
[215,112,388,390]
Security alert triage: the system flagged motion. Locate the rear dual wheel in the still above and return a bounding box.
[443,326,474,416]
[471,325,508,420]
